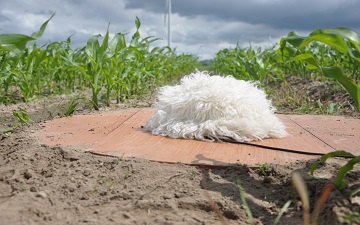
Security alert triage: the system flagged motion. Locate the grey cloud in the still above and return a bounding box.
[125,0,360,31]
[0,13,10,23]
[2,0,360,60]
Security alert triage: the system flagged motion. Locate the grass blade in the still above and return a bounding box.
[12,108,34,125]
[334,156,360,190]
[292,172,310,225]
[237,180,255,225]
[274,200,292,225]
[311,182,334,225]
[0,127,14,133]
[65,99,80,116]
[310,150,355,175]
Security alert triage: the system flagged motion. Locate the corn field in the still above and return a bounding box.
[1,13,359,110]
[0,15,199,109]
[212,28,360,110]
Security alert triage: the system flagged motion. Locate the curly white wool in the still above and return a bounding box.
[144,71,288,142]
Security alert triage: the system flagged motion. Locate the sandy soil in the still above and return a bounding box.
[1,79,360,225]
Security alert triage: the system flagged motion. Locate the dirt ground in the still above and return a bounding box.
[0,78,360,225]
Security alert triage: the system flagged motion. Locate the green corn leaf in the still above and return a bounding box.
[334,156,360,190]
[0,34,35,51]
[299,31,350,55]
[310,150,355,175]
[0,12,55,51]
[132,16,141,39]
[109,33,126,55]
[289,53,319,69]
[98,24,110,60]
[284,31,306,48]
[326,27,360,56]
[135,16,141,30]
[327,27,360,44]
[322,67,360,109]
[31,12,55,39]
[128,46,143,60]
[85,34,101,59]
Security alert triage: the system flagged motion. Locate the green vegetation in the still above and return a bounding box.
[291,172,335,225]
[257,163,272,176]
[279,28,360,110]
[0,14,199,109]
[212,44,282,83]
[310,151,359,190]
[211,28,360,111]
[1,13,359,112]
[1,13,359,224]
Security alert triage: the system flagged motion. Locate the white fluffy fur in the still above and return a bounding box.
[144,71,288,142]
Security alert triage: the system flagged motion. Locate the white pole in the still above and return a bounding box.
[168,0,171,47]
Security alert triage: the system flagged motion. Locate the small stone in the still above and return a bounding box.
[24,169,33,179]
[174,192,185,198]
[36,191,47,198]
[136,199,150,209]
[122,213,133,219]
[263,177,273,184]
[30,187,37,192]
[80,195,89,200]
[163,194,173,199]
[119,191,132,200]
[82,169,91,177]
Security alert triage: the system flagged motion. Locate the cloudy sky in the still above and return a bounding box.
[1,0,360,59]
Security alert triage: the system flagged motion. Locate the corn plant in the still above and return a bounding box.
[279,28,360,110]
[0,12,55,52]
[0,15,199,107]
[310,151,358,190]
[292,172,335,225]
[0,13,55,102]
[212,44,283,83]
[78,27,110,110]
[12,108,34,125]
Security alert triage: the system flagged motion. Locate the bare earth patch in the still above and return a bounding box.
[0,79,359,225]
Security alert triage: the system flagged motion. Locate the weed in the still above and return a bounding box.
[258,163,271,176]
[0,127,14,134]
[12,108,34,125]
[0,15,199,108]
[343,211,360,224]
[257,163,277,178]
[236,172,338,225]
[237,180,255,225]
[64,98,86,116]
[20,187,27,192]
[310,150,358,190]
[279,28,360,110]
[123,171,133,180]
[274,200,292,225]
[97,175,117,191]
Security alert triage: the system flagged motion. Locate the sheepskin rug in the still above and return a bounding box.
[144,71,288,142]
